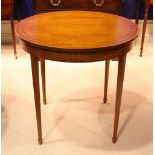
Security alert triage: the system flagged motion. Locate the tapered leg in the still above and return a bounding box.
[31,55,43,145]
[40,59,47,104]
[103,59,110,103]
[112,54,126,143]
[10,14,17,59]
[140,2,150,57]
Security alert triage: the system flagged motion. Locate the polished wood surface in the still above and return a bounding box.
[103,60,110,103]
[33,0,121,14]
[40,58,47,104]
[112,53,126,143]
[2,0,17,58]
[30,55,43,145]
[17,11,138,144]
[17,11,138,52]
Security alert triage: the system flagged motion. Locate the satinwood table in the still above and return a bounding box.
[16,11,138,145]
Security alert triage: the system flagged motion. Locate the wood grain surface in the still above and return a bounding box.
[17,11,138,52]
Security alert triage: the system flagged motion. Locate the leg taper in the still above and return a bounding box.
[112,54,126,143]
[140,0,150,57]
[40,58,47,104]
[103,60,110,103]
[31,55,43,145]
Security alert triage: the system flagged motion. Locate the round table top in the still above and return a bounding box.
[17,11,138,52]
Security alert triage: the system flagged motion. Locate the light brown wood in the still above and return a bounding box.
[103,60,110,103]
[40,58,47,104]
[112,54,126,143]
[16,11,139,144]
[20,40,135,63]
[17,11,138,52]
[30,55,43,145]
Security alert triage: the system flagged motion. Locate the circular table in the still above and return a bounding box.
[16,11,138,145]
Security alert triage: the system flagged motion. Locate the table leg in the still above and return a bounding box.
[30,55,43,145]
[103,60,110,103]
[40,59,47,104]
[140,1,150,57]
[112,54,126,143]
[10,14,17,59]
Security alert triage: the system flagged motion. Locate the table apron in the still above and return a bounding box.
[20,40,135,62]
